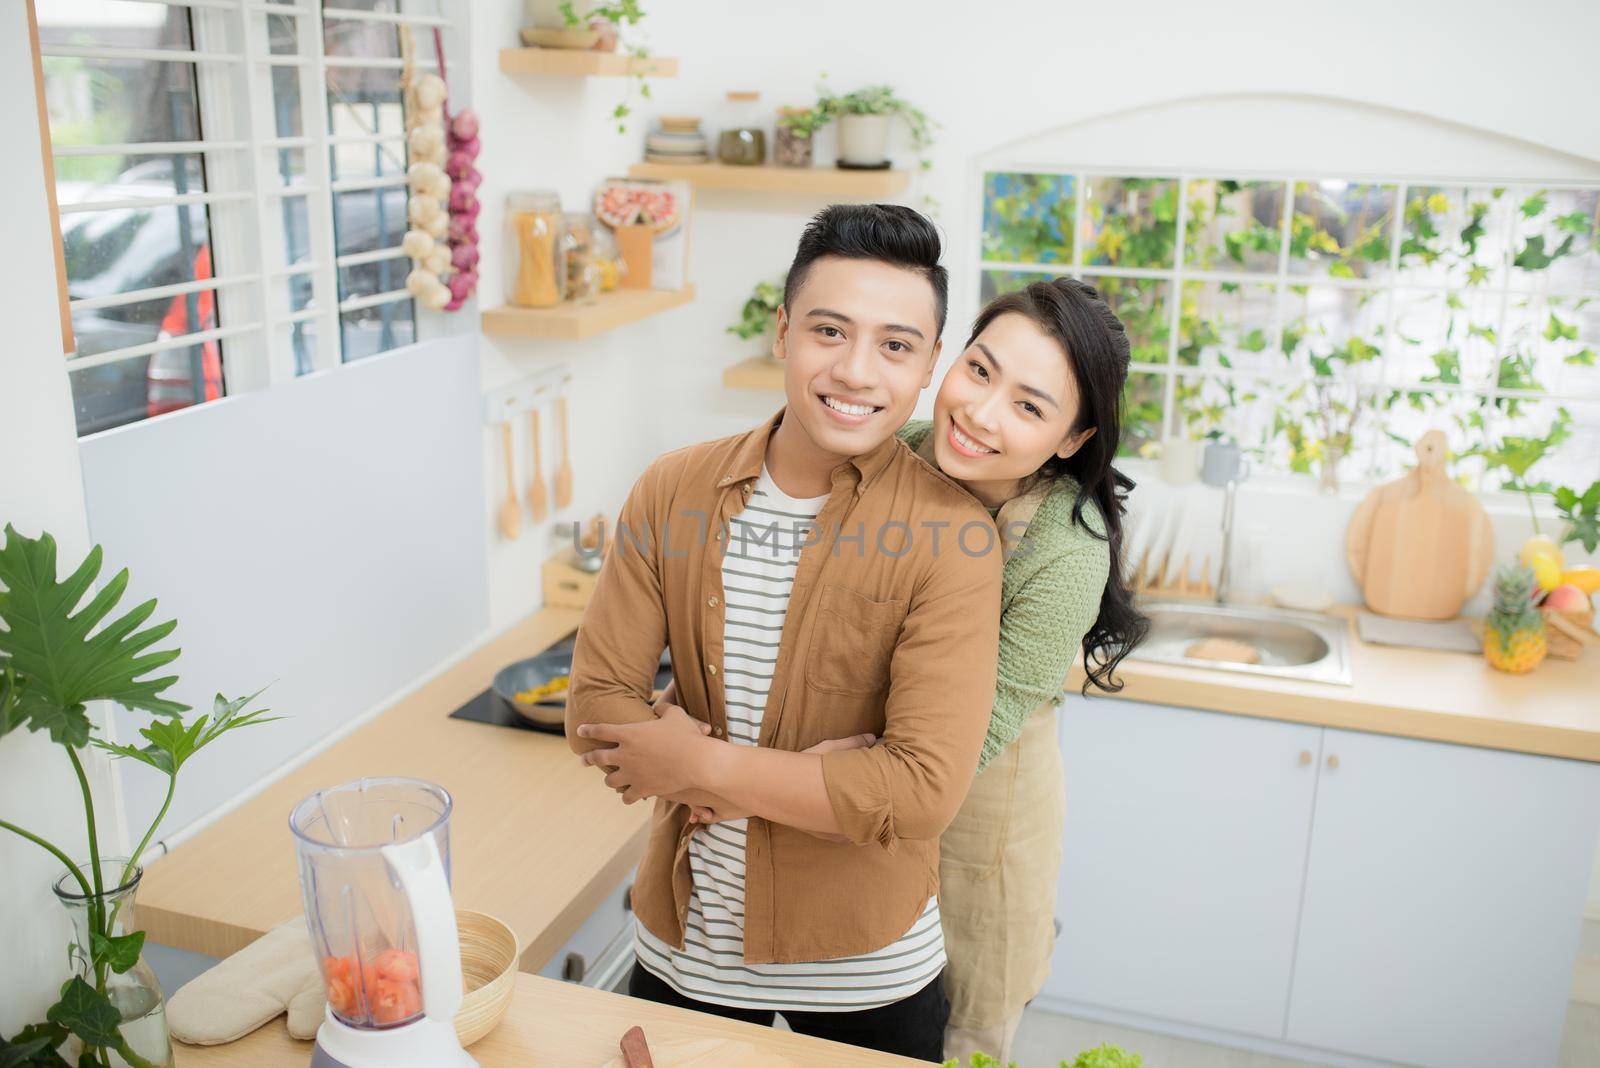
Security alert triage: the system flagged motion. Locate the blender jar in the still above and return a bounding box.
[290,777,459,1031]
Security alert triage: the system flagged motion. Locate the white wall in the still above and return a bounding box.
[465,0,1600,911]
[77,335,491,837]
[0,0,125,1031]
[469,0,1600,623]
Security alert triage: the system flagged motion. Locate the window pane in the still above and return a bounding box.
[1175,372,1274,454]
[1280,284,1388,381]
[1397,185,1511,290]
[327,69,405,183]
[979,268,1046,303]
[1184,179,1284,274]
[1388,288,1500,389]
[333,188,408,256]
[1509,187,1600,295]
[1119,372,1166,456]
[271,66,304,138]
[981,172,1073,265]
[1288,181,1397,280]
[42,56,202,151]
[1178,281,1278,371]
[1081,176,1179,270]
[1082,274,1170,366]
[341,303,415,364]
[340,253,409,301]
[1371,389,1492,487]
[38,1,193,53]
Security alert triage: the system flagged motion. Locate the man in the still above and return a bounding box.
[567,204,1001,1060]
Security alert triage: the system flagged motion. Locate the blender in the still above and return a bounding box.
[290,777,477,1068]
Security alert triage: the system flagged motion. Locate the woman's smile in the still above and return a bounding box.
[946,417,999,458]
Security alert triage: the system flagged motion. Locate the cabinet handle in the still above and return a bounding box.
[1298,750,1312,766]
[1326,754,1340,771]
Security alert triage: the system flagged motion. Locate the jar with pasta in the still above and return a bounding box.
[505,190,565,308]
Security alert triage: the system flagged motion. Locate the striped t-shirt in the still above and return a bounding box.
[635,466,946,1012]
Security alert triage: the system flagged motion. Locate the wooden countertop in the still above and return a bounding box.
[173,973,924,1067]
[137,607,652,972]
[1068,605,1600,763]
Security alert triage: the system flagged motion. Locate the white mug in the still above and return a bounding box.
[1159,438,1201,485]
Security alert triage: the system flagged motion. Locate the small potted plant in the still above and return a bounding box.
[814,80,935,170]
[0,526,275,1067]
[728,275,786,361]
[774,106,826,168]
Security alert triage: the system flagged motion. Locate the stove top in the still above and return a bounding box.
[448,687,565,735]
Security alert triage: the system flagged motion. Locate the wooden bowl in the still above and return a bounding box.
[454,909,519,1046]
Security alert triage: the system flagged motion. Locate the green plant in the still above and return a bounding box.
[940,1041,1142,1068]
[560,0,652,134]
[1553,480,1600,553]
[776,105,828,140]
[727,276,785,344]
[802,76,939,209]
[0,525,276,1068]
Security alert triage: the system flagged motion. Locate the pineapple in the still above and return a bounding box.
[1483,565,1548,674]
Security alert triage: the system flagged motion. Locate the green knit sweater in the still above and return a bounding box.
[898,421,1111,772]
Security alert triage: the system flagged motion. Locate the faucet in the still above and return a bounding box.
[1216,478,1237,605]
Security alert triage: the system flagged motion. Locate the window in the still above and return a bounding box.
[39,0,451,437]
[978,170,1600,496]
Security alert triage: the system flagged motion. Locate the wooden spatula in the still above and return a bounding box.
[554,395,574,510]
[498,422,521,540]
[527,408,549,523]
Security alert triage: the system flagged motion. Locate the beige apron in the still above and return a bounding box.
[939,702,1064,1032]
[913,436,1068,1033]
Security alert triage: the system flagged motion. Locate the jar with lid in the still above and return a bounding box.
[563,211,602,304]
[506,190,565,308]
[717,91,766,166]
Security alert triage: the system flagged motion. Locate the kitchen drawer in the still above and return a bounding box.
[538,866,635,986]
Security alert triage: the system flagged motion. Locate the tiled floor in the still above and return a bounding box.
[1008,921,1600,1068]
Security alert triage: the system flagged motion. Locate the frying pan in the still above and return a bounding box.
[492,639,673,730]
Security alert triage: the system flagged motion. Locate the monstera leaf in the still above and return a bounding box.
[0,525,188,747]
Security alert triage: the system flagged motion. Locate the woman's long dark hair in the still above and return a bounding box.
[967,277,1148,693]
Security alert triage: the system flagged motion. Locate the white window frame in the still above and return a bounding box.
[973,165,1600,494]
[42,0,465,432]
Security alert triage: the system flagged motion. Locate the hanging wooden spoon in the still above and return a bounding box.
[528,407,549,523]
[553,395,574,510]
[498,421,521,540]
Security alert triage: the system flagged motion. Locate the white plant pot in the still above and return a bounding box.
[525,0,590,29]
[837,113,891,168]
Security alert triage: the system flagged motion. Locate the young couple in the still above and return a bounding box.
[567,204,1145,1063]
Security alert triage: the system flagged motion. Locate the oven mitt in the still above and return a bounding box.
[168,917,326,1045]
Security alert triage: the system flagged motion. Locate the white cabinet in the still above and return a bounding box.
[1043,700,1600,1068]
[1286,728,1600,1068]
[1046,698,1323,1039]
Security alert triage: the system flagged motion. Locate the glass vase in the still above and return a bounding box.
[55,860,175,1068]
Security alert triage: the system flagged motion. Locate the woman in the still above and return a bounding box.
[652,276,1146,1062]
[899,276,1146,1064]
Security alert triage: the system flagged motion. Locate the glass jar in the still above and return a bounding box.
[563,211,600,304]
[774,106,815,167]
[55,859,175,1068]
[717,90,766,167]
[505,190,565,308]
[591,224,623,291]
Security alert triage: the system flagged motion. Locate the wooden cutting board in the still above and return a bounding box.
[1346,430,1494,620]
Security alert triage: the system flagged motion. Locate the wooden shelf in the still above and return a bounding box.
[722,355,785,391]
[627,161,910,198]
[498,48,679,78]
[481,286,695,341]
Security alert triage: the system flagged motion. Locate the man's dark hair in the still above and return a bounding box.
[782,203,949,338]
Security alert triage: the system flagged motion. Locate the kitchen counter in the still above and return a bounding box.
[173,972,924,1066]
[137,606,652,971]
[141,601,1600,976]
[1068,605,1600,762]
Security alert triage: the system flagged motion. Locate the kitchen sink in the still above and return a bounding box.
[1129,600,1353,686]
